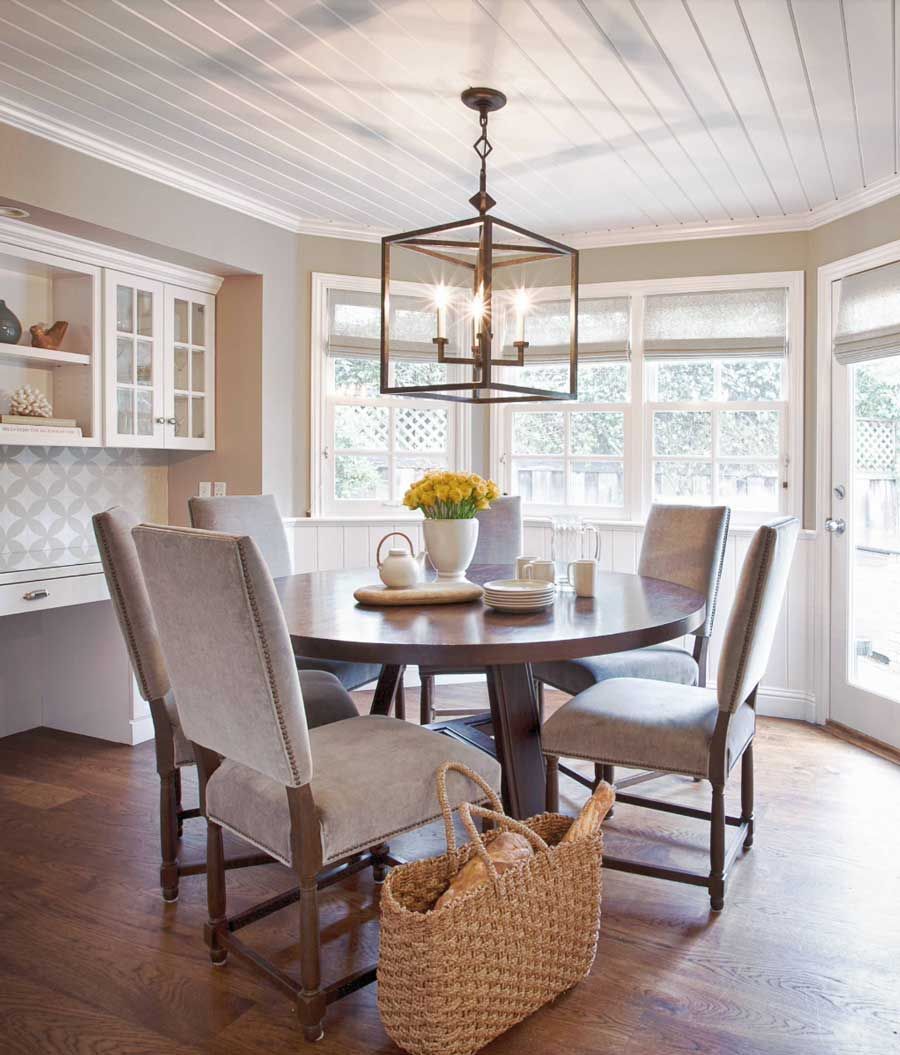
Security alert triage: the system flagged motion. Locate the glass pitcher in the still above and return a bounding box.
[549,518,601,587]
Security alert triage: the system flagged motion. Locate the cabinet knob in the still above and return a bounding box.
[167,417,177,425]
[23,588,49,601]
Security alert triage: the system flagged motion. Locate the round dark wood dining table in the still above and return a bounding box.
[275,564,706,819]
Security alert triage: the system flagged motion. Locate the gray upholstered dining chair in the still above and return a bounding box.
[188,494,393,712]
[534,504,731,701]
[134,523,501,1042]
[543,516,799,911]
[93,506,360,902]
[418,495,523,724]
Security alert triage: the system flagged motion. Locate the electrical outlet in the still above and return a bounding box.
[213,482,227,496]
[198,482,212,498]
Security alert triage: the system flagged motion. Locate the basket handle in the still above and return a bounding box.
[457,802,550,888]
[436,761,503,856]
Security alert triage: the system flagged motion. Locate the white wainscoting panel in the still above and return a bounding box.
[285,517,817,722]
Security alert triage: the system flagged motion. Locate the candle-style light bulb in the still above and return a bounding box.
[514,288,529,343]
[434,283,448,341]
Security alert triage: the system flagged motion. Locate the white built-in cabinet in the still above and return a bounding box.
[104,273,215,450]
[0,221,220,450]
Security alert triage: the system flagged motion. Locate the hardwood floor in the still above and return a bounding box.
[0,687,898,1055]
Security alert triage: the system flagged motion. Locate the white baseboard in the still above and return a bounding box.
[756,687,817,723]
[129,713,156,746]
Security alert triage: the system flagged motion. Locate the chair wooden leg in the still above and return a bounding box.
[419,674,434,726]
[709,783,726,911]
[545,754,559,811]
[298,876,326,1042]
[741,744,754,849]
[159,769,179,902]
[174,767,184,837]
[535,679,545,723]
[394,680,406,721]
[205,820,228,964]
[371,842,390,884]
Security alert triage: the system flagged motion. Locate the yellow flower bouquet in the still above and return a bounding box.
[403,470,500,520]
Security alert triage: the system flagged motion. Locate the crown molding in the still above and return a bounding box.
[4,100,900,251]
[0,215,224,293]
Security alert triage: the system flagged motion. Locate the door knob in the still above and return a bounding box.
[824,517,846,535]
[155,416,166,424]
[167,417,177,425]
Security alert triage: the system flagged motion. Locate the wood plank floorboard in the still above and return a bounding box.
[0,685,897,1054]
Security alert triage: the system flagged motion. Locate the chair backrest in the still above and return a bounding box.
[188,494,292,578]
[472,495,523,565]
[92,507,170,703]
[717,517,799,713]
[638,504,731,639]
[133,524,312,787]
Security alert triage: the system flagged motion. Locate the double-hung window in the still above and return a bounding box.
[644,287,789,514]
[313,276,467,516]
[498,296,632,518]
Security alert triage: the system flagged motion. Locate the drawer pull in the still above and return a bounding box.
[23,588,49,601]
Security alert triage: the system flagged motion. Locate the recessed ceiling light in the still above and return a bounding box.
[0,206,30,219]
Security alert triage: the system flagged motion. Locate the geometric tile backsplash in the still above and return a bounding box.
[0,445,167,563]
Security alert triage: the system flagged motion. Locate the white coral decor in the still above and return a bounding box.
[9,384,52,418]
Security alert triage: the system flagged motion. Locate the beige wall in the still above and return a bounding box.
[0,123,298,521]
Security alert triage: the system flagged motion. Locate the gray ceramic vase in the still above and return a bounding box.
[0,300,22,344]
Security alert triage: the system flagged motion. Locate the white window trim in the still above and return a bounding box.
[309,271,471,518]
[491,270,805,524]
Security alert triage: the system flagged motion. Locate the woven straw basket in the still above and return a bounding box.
[378,762,603,1055]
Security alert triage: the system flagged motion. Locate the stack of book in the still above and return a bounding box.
[0,415,83,438]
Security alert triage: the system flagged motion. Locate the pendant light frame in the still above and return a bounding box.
[380,88,579,405]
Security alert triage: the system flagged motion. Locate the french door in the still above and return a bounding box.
[829,348,900,750]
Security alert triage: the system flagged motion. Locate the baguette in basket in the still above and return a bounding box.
[433,778,615,910]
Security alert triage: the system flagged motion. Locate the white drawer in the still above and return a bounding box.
[0,571,109,617]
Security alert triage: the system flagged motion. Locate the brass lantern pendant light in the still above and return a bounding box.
[380,87,579,403]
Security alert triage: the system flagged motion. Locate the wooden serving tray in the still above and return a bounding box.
[353,582,483,606]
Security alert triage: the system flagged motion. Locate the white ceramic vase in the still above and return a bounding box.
[423,518,480,582]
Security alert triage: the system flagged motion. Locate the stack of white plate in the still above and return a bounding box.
[482,578,556,613]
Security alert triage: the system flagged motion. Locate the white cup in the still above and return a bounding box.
[515,555,540,579]
[567,558,598,598]
[523,559,556,584]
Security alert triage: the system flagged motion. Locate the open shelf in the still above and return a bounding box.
[0,344,91,369]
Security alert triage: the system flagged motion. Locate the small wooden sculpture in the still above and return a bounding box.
[30,321,68,349]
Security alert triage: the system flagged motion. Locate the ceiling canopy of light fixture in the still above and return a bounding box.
[380,87,579,404]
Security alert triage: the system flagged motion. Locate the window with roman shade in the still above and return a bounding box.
[833,260,900,365]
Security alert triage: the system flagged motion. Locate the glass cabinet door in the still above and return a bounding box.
[105,272,165,447]
[164,285,215,450]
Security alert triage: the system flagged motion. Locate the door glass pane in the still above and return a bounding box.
[191,349,205,392]
[116,388,134,435]
[174,347,189,391]
[174,299,189,344]
[116,285,133,333]
[512,458,565,504]
[116,337,134,384]
[850,357,900,699]
[137,291,153,336]
[136,341,153,386]
[136,390,153,436]
[191,397,205,438]
[191,302,206,346]
[174,394,189,438]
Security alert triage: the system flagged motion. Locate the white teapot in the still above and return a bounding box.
[376,531,426,589]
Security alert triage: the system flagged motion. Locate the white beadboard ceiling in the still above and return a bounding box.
[0,0,898,246]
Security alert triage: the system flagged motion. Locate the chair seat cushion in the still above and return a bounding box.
[533,642,699,696]
[294,655,380,692]
[541,678,755,778]
[205,715,502,866]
